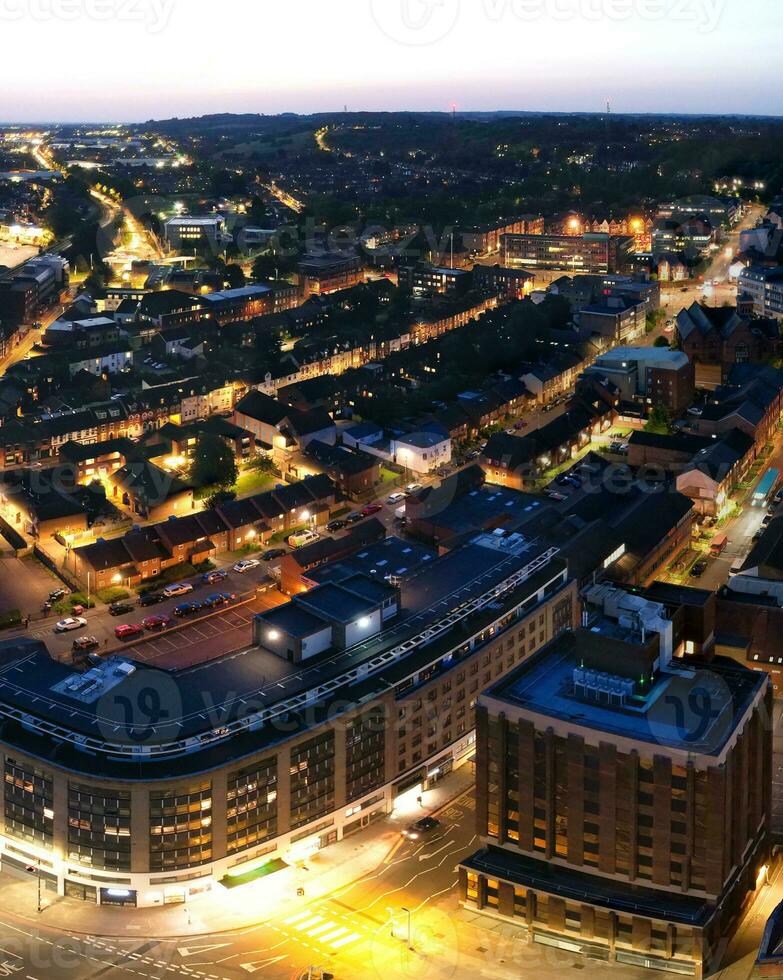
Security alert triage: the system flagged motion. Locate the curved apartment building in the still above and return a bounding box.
[0,532,576,907]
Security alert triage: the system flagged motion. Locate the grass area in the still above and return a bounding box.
[379,467,400,486]
[96,587,131,605]
[135,562,200,595]
[0,609,21,631]
[234,469,277,498]
[53,594,97,616]
[269,523,307,545]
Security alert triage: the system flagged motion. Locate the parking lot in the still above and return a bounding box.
[126,590,285,669]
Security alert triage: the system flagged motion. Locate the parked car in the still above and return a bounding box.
[142,615,172,631]
[402,817,441,840]
[261,548,287,561]
[219,592,239,603]
[139,592,165,607]
[689,560,708,578]
[114,623,144,641]
[361,503,383,517]
[386,492,408,505]
[203,593,230,609]
[163,582,194,598]
[72,636,99,652]
[109,602,135,617]
[234,558,261,573]
[346,511,364,524]
[325,520,346,534]
[288,529,320,548]
[48,588,68,603]
[55,617,87,633]
[405,483,424,495]
[173,602,203,618]
[202,570,227,585]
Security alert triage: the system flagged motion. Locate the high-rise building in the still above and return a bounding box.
[460,585,771,978]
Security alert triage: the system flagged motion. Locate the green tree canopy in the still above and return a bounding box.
[189,434,238,491]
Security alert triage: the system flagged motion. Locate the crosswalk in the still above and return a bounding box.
[282,909,364,953]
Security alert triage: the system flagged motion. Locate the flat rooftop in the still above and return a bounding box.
[485,630,766,756]
[0,536,565,779]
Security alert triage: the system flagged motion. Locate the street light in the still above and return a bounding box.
[402,907,413,949]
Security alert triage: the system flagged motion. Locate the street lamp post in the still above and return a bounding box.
[402,906,413,949]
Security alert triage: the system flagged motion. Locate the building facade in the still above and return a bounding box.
[0,539,576,907]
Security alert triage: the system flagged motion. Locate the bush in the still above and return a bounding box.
[0,609,22,631]
[96,587,130,605]
[136,562,199,594]
[53,593,96,616]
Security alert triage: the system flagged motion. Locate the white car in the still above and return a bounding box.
[54,617,87,634]
[387,491,408,505]
[233,558,261,573]
[288,529,320,549]
[406,483,424,494]
[163,582,194,598]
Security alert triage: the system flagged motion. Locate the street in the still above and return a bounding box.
[0,774,653,980]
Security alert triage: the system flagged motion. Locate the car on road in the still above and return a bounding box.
[405,483,424,495]
[346,511,364,524]
[288,529,320,548]
[202,570,228,585]
[219,591,239,603]
[386,492,408,505]
[361,503,383,517]
[49,588,69,603]
[464,450,480,461]
[689,560,709,578]
[139,592,165,607]
[72,636,100,652]
[234,558,261,573]
[547,491,567,501]
[325,520,347,534]
[114,623,144,641]
[402,817,441,840]
[142,615,173,631]
[109,602,135,617]
[163,582,194,598]
[55,617,87,633]
[173,602,203,618]
[261,548,287,561]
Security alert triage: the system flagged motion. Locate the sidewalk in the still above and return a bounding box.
[0,765,475,939]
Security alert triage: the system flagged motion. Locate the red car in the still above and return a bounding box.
[114,623,144,641]
[361,503,383,517]
[142,615,172,632]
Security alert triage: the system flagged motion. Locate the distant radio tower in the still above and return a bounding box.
[606,100,611,115]
[344,104,348,113]
[452,103,457,121]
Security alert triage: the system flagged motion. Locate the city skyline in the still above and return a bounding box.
[1,0,782,122]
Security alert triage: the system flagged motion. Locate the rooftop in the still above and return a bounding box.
[484,630,766,757]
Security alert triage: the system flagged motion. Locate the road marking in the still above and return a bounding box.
[240,956,287,973]
[293,916,324,932]
[177,944,231,958]
[329,931,361,950]
[283,911,313,926]
[318,927,348,944]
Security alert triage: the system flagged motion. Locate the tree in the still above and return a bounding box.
[189,434,238,491]
[653,335,670,348]
[645,405,673,435]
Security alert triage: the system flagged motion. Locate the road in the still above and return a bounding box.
[656,429,783,594]
[0,779,653,980]
[659,203,766,321]
[0,299,66,375]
